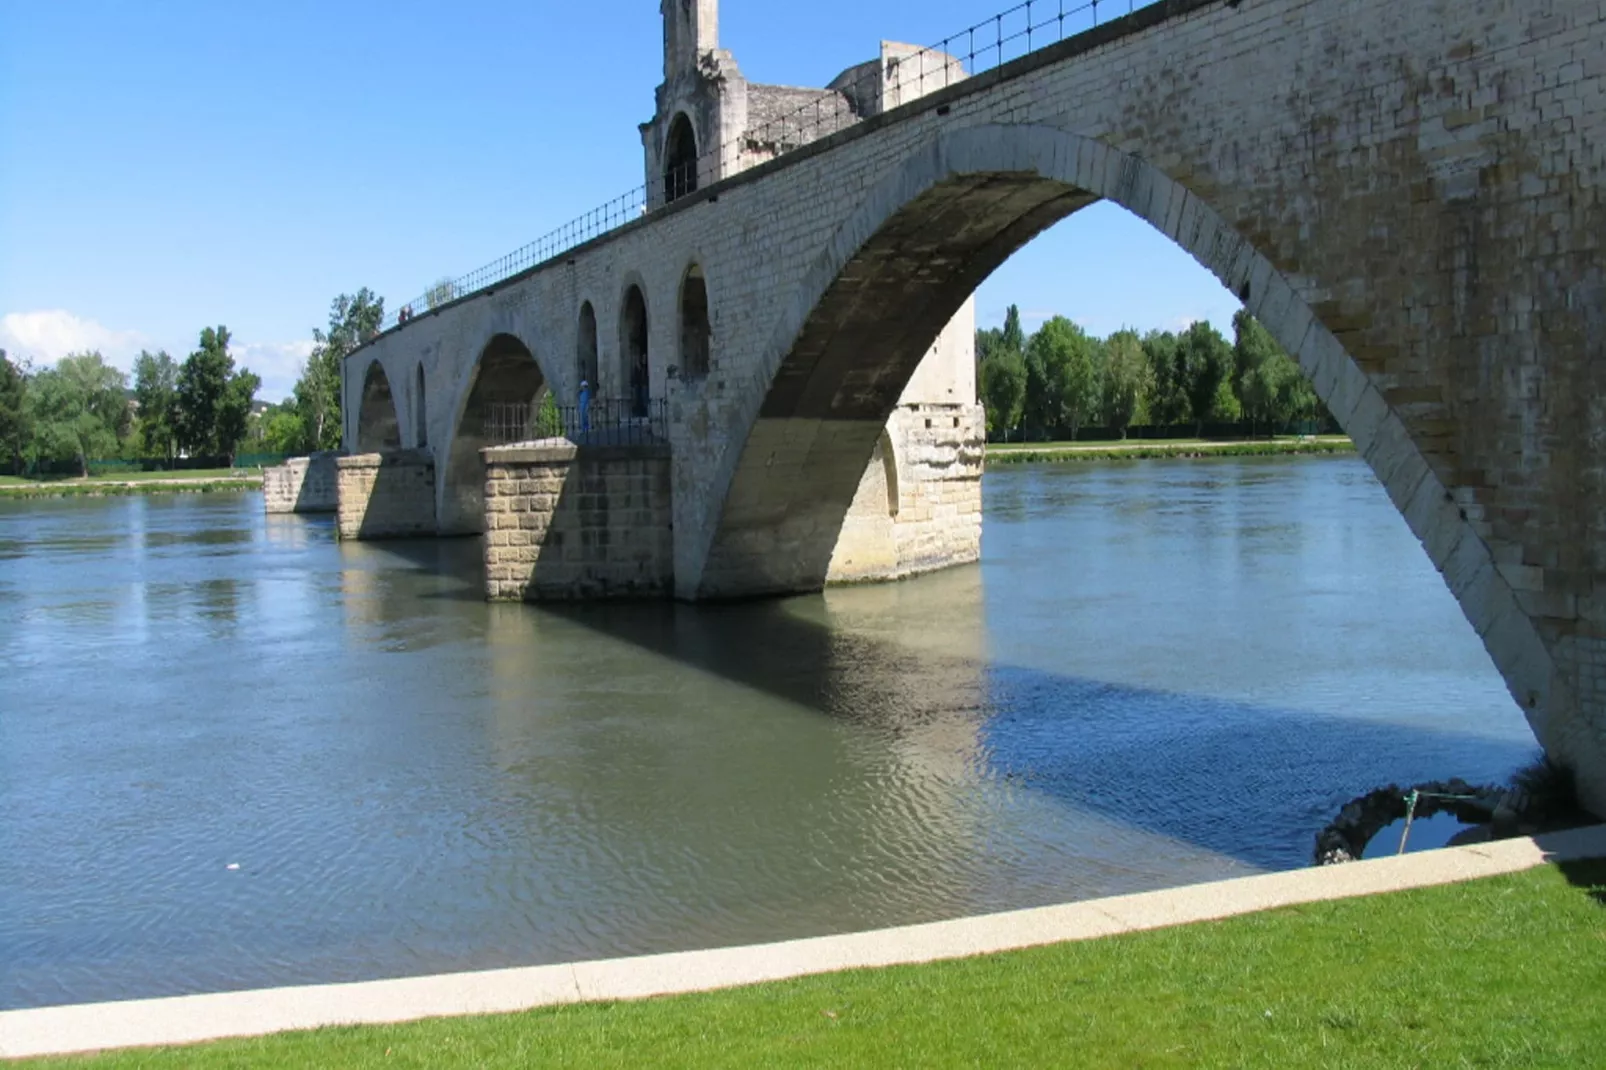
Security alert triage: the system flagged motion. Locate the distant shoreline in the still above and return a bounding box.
[0,440,1357,500]
[985,436,1355,464]
[0,476,263,500]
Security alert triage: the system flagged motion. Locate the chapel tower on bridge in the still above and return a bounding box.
[640,0,982,583]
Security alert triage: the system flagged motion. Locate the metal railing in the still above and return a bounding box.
[485,398,668,448]
[385,0,1150,331]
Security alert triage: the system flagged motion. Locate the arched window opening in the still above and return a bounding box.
[357,361,401,452]
[878,430,899,518]
[664,113,698,204]
[577,301,599,394]
[414,363,428,448]
[679,265,711,380]
[621,285,650,418]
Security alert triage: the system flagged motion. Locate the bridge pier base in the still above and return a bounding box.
[482,442,673,601]
[263,453,341,515]
[336,450,438,540]
[827,403,984,585]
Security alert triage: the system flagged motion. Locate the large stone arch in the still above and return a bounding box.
[356,360,401,452]
[439,332,547,535]
[692,123,1577,790]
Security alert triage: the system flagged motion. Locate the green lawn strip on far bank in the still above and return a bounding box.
[27,861,1606,1069]
[0,469,263,498]
[986,435,1355,463]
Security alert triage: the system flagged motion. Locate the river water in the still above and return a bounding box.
[0,456,1535,1010]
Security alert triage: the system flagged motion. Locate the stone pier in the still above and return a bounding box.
[335,450,437,540]
[482,442,673,600]
[263,453,341,514]
[827,403,985,585]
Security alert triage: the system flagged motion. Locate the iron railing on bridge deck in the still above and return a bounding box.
[384,0,1150,330]
[485,398,668,448]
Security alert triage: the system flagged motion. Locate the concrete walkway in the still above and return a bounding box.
[4,824,1603,1061]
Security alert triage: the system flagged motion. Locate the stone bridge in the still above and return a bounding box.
[317,0,1606,809]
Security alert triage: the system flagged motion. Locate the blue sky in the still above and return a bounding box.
[0,0,1238,401]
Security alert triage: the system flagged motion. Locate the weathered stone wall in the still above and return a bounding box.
[827,403,984,584]
[336,451,437,540]
[341,0,1606,806]
[482,443,673,601]
[263,453,340,515]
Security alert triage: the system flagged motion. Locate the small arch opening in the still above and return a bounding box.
[357,361,401,452]
[879,430,899,518]
[577,301,599,395]
[414,363,428,448]
[679,264,711,380]
[664,113,698,204]
[621,285,650,418]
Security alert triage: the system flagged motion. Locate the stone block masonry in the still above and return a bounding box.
[336,451,437,540]
[482,443,674,601]
[827,403,984,584]
[263,453,340,514]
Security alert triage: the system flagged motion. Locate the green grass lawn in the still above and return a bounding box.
[0,469,264,498]
[0,468,255,485]
[24,861,1606,1069]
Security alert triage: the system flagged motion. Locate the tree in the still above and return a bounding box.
[174,326,259,461]
[425,277,457,310]
[1101,329,1153,440]
[1026,316,1100,440]
[28,352,128,476]
[292,289,386,453]
[0,349,29,474]
[1000,304,1025,357]
[979,349,1026,439]
[260,404,307,454]
[535,391,563,438]
[1141,329,1189,428]
[217,368,261,463]
[1177,320,1234,435]
[132,350,179,461]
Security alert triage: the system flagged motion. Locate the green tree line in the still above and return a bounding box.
[0,289,384,475]
[253,289,384,455]
[0,326,260,476]
[977,307,1330,441]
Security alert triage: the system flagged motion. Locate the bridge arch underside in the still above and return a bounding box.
[694,125,1605,809]
[441,333,546,535]
[701,173,1091,599]
[357,362,401,452]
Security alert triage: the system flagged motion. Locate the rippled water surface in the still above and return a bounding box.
[0,457,1535,1009]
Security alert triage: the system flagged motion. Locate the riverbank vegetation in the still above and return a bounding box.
[978,307,1330,444]
[986,436,1354,463]
[25,861,1605,1068]
[252,290,384,456]
[0,330,260,478]
[0,290,383,482]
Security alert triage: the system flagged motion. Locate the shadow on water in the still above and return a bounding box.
[541,584,1531,871]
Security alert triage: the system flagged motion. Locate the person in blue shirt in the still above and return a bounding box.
[578,379,592,435]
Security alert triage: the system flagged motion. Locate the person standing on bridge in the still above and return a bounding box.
[578,379,592,436]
